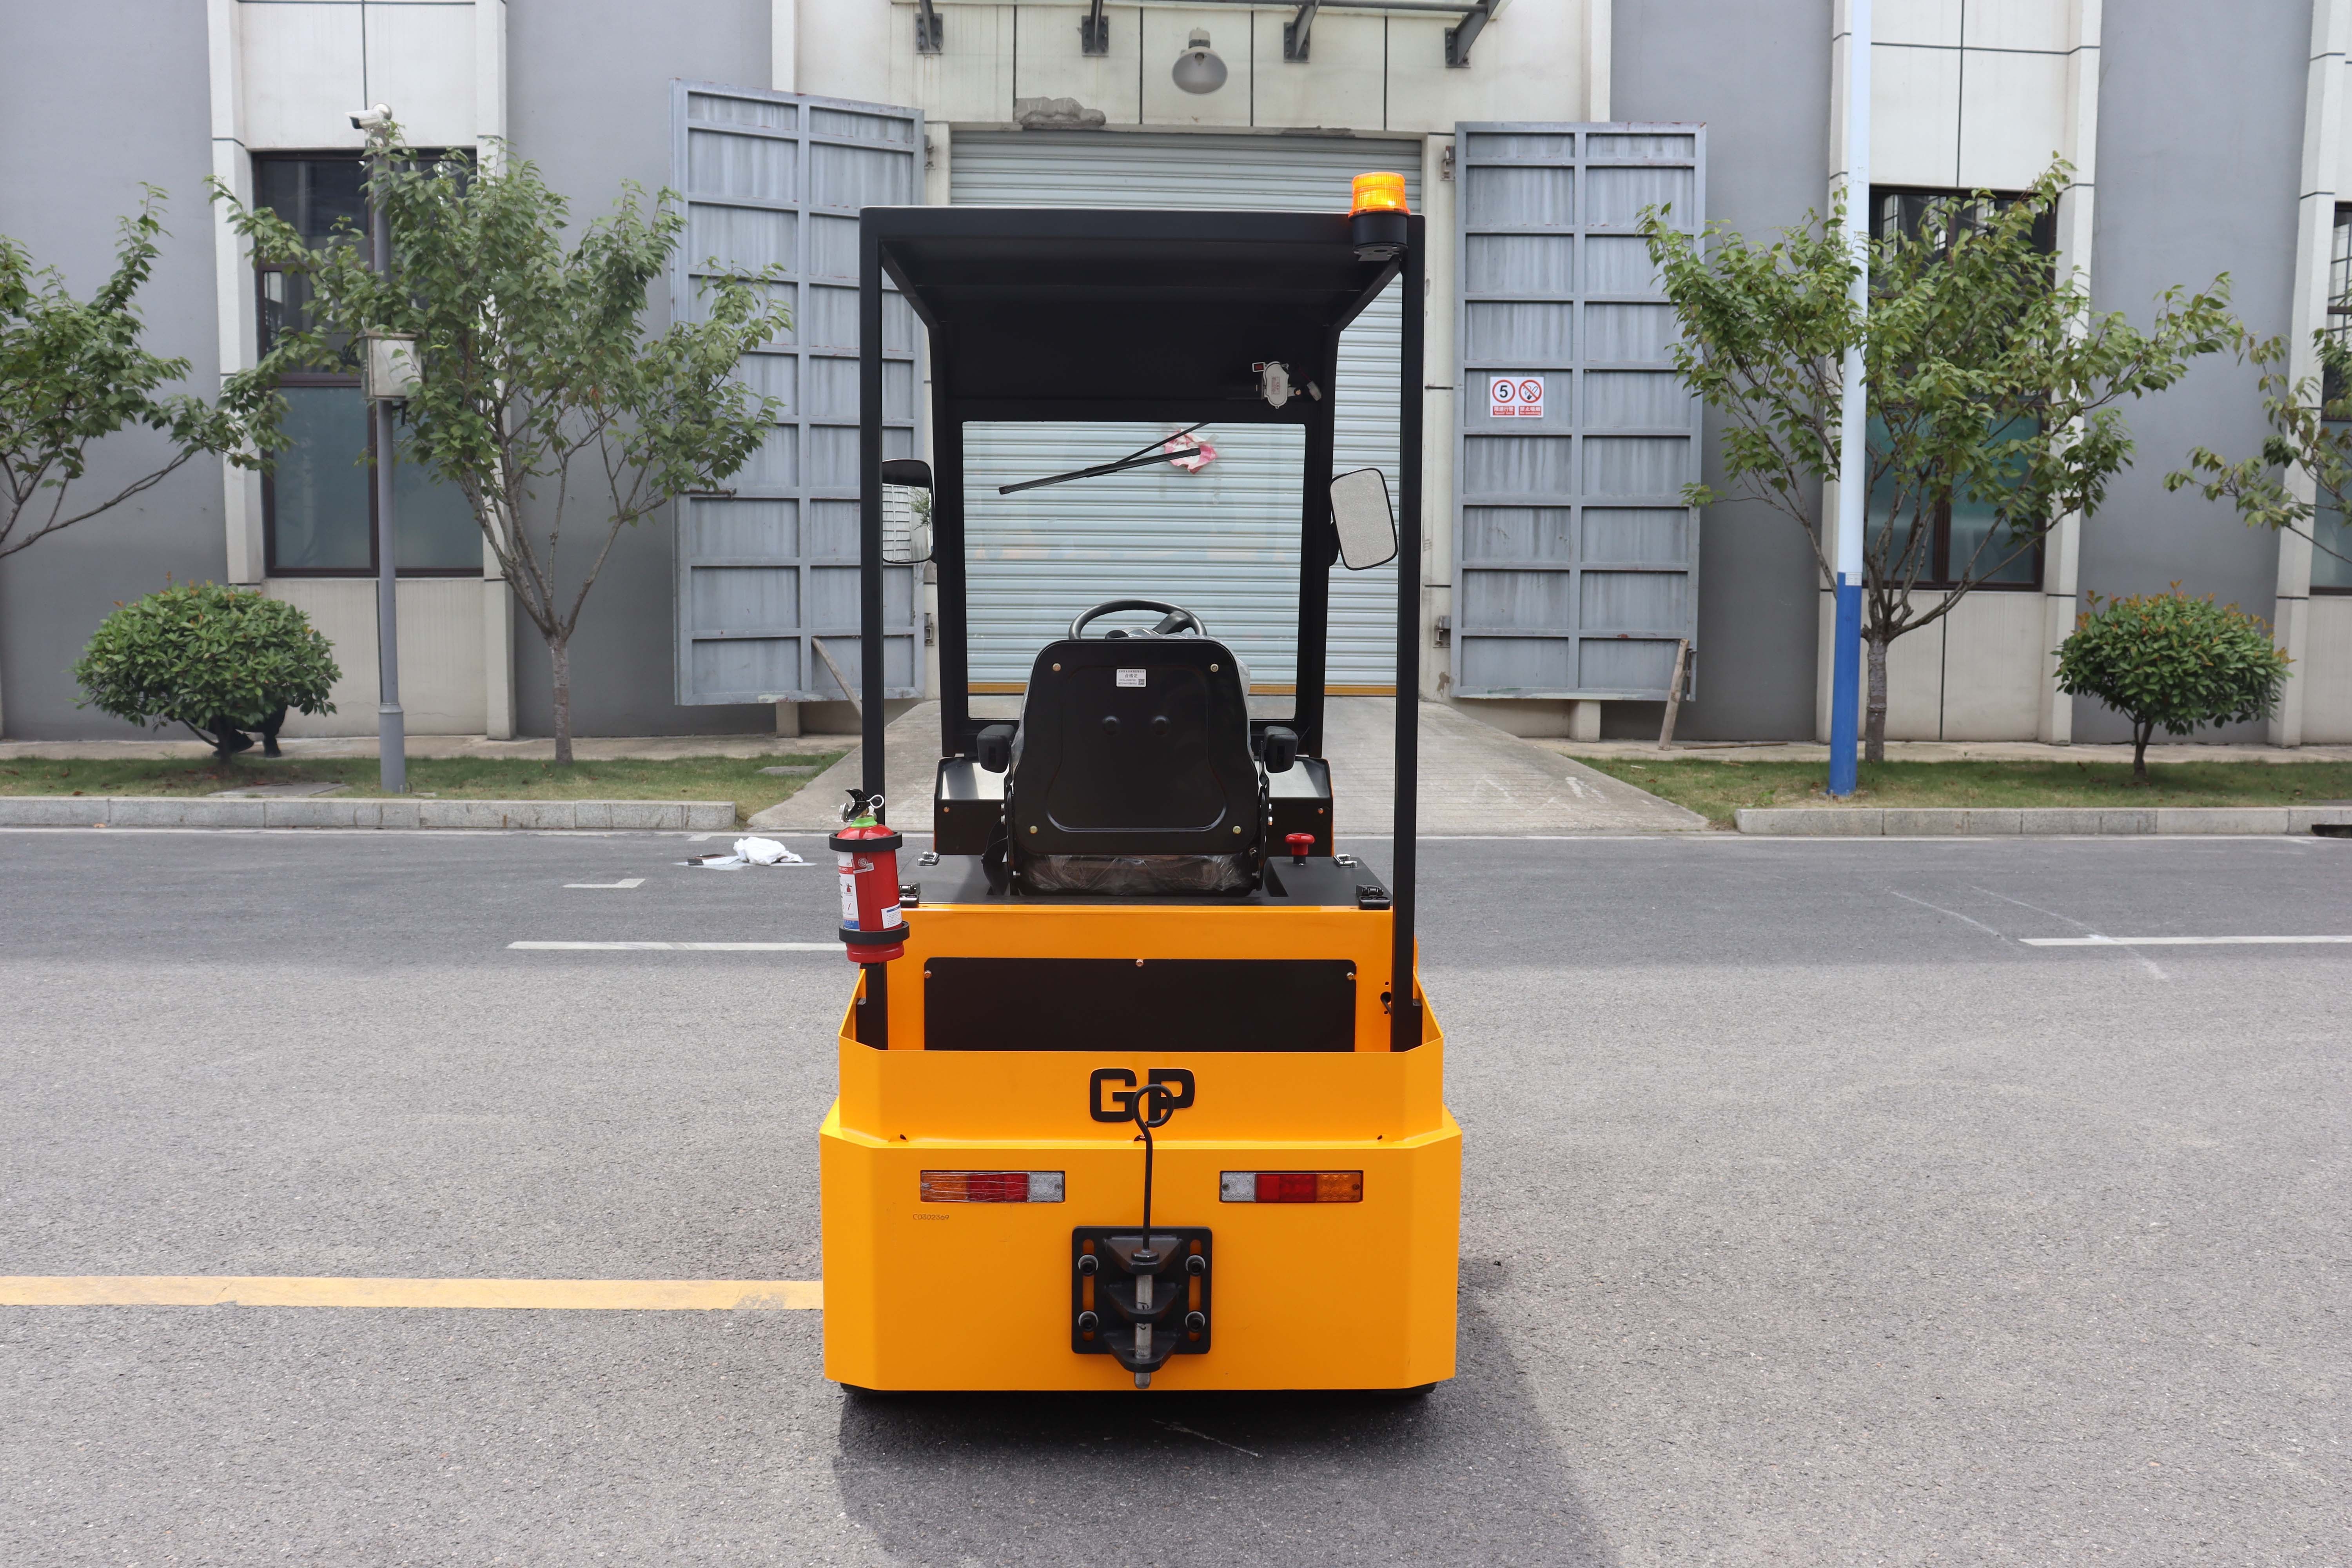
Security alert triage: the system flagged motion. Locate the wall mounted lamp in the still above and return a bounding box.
[1172,29,1228,94]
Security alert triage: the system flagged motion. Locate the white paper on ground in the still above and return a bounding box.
[682,836,808,869]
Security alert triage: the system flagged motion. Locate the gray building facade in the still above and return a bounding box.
[4,1,2346,748]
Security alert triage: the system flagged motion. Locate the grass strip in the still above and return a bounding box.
[1569,757,2352,829]
[0,751,849,826]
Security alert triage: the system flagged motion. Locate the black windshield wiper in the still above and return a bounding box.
[996,422,1210,496]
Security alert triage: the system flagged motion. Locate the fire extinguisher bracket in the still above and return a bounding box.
[840,921,913,951]
[834,824,911,963]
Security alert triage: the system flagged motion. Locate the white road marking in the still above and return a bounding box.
[1153,1419,1262,1458]
[2020,934,2352,947]
[509,940,839,951]
[1968,884,2169,981]
[563,878,644,889]
[1886,889,2006,938]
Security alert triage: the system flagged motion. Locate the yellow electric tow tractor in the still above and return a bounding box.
[821,180,1459,1393]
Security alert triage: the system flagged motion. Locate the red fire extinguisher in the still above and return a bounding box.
[833,793,909,965]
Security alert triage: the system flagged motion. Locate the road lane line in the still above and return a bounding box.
[2020,935,2352,947]
[509,940,838,951]
[1886,889,2006,938]
[0,1276,823,1310]
[1969,884,2169,982]
[563,878,645,889]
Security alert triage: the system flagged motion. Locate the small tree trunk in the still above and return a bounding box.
[1864,633,1890,764]
[203,717,256,762]
[550,633,574,766]
[2132,719,2152,784]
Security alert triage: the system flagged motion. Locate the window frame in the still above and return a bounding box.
[1863,184,2054,592]
[2315,207,2352,595]
[254,150,481,580]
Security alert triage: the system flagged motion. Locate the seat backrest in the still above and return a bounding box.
[1008,635,1259,857]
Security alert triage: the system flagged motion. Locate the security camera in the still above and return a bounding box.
[349,104,393,132]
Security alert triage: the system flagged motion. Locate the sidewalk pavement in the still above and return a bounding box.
[0,732,850,763]
[23,730,2339,769]
[1542,737,2352,764]
[750,699,1708,836]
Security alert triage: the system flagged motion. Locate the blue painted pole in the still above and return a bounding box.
[1829,574,1861,796]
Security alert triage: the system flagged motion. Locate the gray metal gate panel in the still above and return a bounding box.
[950,131,1414,691]
[1452,123,1704,701]
[671,82,923,706]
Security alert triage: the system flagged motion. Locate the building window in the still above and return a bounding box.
[1861,187,2056,590]
[2314,209,2352,592]
[255,154,480,577]
[1871,187,2058,256]
[1862,417,2042,589]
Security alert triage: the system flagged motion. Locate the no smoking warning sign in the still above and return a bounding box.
[1490,375,1546,418]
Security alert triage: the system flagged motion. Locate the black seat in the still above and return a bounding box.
[1007,633,1261,892]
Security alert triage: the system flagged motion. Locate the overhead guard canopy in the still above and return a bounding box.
[854,200,1430,1050]
[870,207,1403,417]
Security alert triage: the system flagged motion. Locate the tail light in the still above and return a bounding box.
[1219,1171,1362,1203]
[920,1171,1065,1203]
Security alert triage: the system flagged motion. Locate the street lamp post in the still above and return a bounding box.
[354,104,408,794]
[1828,1,1870,798]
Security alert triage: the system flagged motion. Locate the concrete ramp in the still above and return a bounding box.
[750,705,947,832]
[1321,698,1706,835]
[749,698,1704,836]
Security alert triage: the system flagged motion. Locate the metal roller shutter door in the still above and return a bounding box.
[949,132,1417,691]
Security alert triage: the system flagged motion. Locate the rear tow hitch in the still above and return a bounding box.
[1073,1077,1210,1387]
[1072,1227,1211,1387]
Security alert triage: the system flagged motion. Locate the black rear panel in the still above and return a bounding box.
[923,958,1356,1052]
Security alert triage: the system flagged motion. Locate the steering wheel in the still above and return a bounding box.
[1068,599,1207,640]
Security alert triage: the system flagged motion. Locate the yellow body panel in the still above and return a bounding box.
[818,899,1461,1392]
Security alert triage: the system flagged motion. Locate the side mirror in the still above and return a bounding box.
[880,459,933,565]
[1329,468,1398,571]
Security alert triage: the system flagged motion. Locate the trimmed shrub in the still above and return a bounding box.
[2055,586,2290,780]
[75,580,339,758]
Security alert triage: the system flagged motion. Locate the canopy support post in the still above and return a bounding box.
[1389,218,1425,1051]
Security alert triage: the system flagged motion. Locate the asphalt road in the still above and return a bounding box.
[2,827,2347,1565]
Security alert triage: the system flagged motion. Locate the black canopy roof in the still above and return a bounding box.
[867,207,1401,418]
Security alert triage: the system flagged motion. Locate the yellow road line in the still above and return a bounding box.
[0,1276,823,1310]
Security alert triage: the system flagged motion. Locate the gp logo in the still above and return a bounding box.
[1089,1067,1196,1123]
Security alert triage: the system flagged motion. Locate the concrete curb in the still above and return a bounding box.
[0,797,739,830]
[1735,805,2352,837]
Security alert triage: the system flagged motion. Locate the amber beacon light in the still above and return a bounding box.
[1349,172,1409,261]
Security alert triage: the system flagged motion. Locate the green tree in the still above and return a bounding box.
[2165,328,2352,579]
[1642,165,2236,759]
[2,194,285,732]
[215,135,787,763]
[75,580,339,759]
[2053,587,2290,781]
[1,193,283,561]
